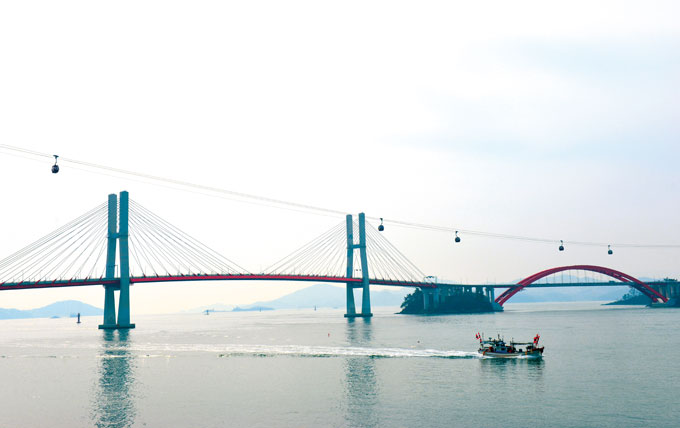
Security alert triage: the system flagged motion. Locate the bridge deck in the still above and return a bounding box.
[1,274,675,291]
[0,274,437,291]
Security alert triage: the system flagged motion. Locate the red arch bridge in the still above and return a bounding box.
[0,192,674,329]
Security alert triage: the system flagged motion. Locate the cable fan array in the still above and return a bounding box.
[127,200,249,277]
[0,203,109,283]
[0,199,251,285]
[364,220,426,282]
[264,219,425,282]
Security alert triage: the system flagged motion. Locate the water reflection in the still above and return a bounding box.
[479,357,545,380]
[344,319,378,428]
[92,330,136,428]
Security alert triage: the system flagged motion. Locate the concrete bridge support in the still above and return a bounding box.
[345,215,357,317]
[345,213,372,318]
[116,191,134,329]
[421,288,441,312]
[661,283,679,302]
[99,191,135,330]
[99,194,118,329]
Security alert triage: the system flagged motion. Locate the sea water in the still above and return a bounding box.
[0,302,677,427]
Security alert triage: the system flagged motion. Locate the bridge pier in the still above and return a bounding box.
[486,287,503,311]
[344,213,372,318]
[116,191,135,329]
[344,215,357,316]
[99,191,135,330]
[421,288,441,312]
[345,285,357,316]
[99,194,119,329]
[100,286,117,328]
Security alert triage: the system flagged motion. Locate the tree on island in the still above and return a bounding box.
[400,288,425,313]
[400,288,494,314]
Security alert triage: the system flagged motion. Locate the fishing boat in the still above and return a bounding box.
[476,333,544,358]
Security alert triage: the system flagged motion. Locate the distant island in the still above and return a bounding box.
[604,288,652,306]
[399,288,495,314]
[231,306,274,312]
[605,279,679,306]
[0,300,102,320]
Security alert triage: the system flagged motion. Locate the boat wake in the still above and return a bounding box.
[3,342,480,359]
[212,344,480,359]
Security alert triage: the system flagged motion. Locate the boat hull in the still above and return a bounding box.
[479,349,543,359]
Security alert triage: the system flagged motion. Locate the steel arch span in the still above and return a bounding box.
[495,265,668,306]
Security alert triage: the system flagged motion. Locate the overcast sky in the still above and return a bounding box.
[1,1,679,313]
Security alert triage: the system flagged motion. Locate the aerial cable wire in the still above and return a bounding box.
[2,143,679,249]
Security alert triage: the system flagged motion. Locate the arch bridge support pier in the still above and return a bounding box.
[421,287,441,312]
[345,213,372,318]
[651,282,680,304]
[98,191,135,330]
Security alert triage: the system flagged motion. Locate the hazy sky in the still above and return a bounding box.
[1,1,679,313]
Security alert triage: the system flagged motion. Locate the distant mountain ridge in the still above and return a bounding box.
[248,284,408,309]
[188,281,638,313]
[0,300,102,320]
[507,286,628,303]
[188,284,409,312]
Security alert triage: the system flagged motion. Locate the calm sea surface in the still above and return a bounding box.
[0,302,677,427]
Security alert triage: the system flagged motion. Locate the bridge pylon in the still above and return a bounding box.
[344,213,372,318]
[98,191,135,330]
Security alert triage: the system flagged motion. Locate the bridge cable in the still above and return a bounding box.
[129,199,249,275]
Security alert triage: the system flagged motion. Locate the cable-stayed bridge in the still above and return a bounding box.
[0,191,674,329]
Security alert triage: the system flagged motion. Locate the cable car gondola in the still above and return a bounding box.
[455,231,461,243]
[558,240,564,251]
[608,245,613,255]
[51,155,59,174]
[378,218,384,232]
